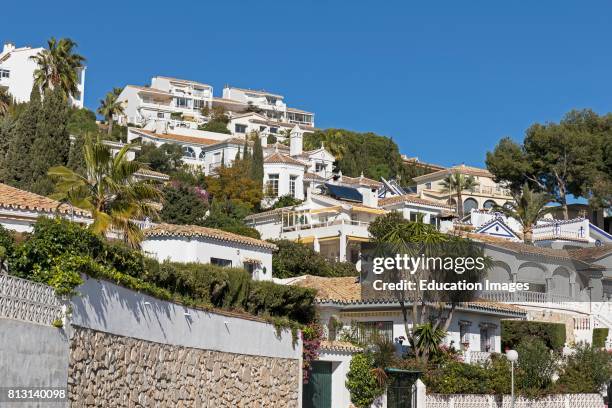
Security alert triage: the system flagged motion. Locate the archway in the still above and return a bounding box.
[463,198,478,214]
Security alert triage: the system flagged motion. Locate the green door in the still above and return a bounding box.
[303,361,332,408]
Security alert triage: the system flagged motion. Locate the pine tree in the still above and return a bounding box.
[1,86,42,188]
[250,133,264,187]
[30,87,71,194]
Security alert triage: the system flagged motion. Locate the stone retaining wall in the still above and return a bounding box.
[68,327,300,407]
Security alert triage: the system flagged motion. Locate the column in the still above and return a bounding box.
[313,237,320,253]
[338,233,347,262]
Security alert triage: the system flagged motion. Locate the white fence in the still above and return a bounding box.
[0,273,62,326]
[426,393,604,408]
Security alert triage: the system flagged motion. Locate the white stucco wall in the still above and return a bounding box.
[141,235,273,281]
[70,277,300,360]
[318,350,354,408]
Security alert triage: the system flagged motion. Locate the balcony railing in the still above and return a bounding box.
[282,218,370,232]
[532,224,587,241]
[480,290,590,313]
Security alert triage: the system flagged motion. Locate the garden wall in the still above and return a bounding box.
[0,274,302,407]
[425,393,604,408]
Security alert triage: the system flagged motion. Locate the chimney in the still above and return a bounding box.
[358,186,379,208]
[2,42,15,54]
[289,125,303,157]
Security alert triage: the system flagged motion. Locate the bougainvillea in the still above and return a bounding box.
[301,323,324,384]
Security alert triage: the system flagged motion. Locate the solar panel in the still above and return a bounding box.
[325,183,363,202]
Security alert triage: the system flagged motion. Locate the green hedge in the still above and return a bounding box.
[6,217,316,326]
[592,328,609,348]
[501,320,566,352]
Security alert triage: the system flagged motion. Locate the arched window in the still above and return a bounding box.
[198,151,206,161]
[483,200,496,209]
[463,198,478,214]
[182,146,196,159]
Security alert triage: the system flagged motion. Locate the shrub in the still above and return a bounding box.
[501,320,566,352]
[516,337,556,396]
[271,239,358,278]
[555,343,612,393]
[302,323,323,383]
[346,353,385,408]
[0,224,15,263]
[592,328,609,348]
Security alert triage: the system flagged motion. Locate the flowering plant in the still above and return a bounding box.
[301,323,324,384]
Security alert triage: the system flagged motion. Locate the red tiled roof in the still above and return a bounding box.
[129,128,220,146]
[143,223,277,250]
[0,183,89,217]
[264,152,308,167]
[413,164,493,181]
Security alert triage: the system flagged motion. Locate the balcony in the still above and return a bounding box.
[480,290,590,314]
[282,218,370,233]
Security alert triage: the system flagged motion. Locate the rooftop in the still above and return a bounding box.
[413,164,493,181]
[0,183,89,217]
[154,76,212,88]
[225,86,284,99]
[143,223,277,250]
[379,194,454,209]
[134,168,170,181]
[129,128,220,146]
[334,174,382,189]
[264,152,309,167]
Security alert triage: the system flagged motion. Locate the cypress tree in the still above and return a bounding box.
[30,87,71,194]
[242,140,250,161]
[2,86,42,188]
[250,133,264,186]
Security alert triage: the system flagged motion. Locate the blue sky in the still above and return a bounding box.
[4,1,612,168]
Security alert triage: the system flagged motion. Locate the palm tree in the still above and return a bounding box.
[98,88,124,137]
[48,135,162,247]
[440,172,479,216]
[30,37,85,98]
[494,183,552,244]
[0,89,12,116]
[413,323,447,362]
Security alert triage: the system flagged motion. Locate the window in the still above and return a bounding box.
[267,174,279,197]
[157,112,165,119]
[0,69,9,78]
[269,127,278,134]
[429,216,438,228]
[410,212,423,222]
[289,175,297,197]
[356,321,393,343]
[175,97,189,108]
[182,146,196,159]
[463,198,478,213]
[193,99,207,109]
[459,320,472,350]
[259,126,267,132]
[483,200,496,209]
[198,151,206,161]
[425,182,432,189]
[315,162,326,173]
[213,152,221,162]
[235,124,247,133]
[244,263,256,277]
[211,258,232,267]
[479,323,496,352]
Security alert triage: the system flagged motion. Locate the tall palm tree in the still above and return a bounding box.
[30,37,85,99]
[98,88,124,137]
[48,135,162,247]
[440,172,479,216]
[494,183,553,244]
[0,88,12,116]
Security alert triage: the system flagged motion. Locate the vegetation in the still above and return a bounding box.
[486,109,612,217]
[494,183,553,243]
[250,132,264,187]
[303,128,410,183]
[3,217,316,329]
[301,323,323,384]
[206,157,262,210]
[346,354,385,408]
[412,323,447,361]
[0,88,12,116]
[270,239,357,278]
[199,106,231,134]
[30,37,85,99]
[592,328,609,348]
[97,87,124,137]
[555,342,612,393]
[136,143,184,174]
[440,172,479,217]
[48,135,162,247]
[160,182,208,226]
[501,320,566,352]
[269,195,303,209]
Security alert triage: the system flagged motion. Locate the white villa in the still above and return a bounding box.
[116,76,315,138]
[288,274,527,408]
[141,223,276,281]
[0,42,86,108]
[412,164,513,213]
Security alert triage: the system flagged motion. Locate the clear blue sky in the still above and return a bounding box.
[4,1,612,168]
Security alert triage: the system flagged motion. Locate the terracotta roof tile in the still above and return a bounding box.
[130,128,220,146]
[567,245,612,261]
[337,175,382,188]
[304,172,325,182]
[0,183,89,216]
[134,168,170,181]
[143,223,277,250]
[264,152,308,167]
[413,164,493,181]
[379,194,453,209]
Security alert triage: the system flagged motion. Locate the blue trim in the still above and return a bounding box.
[476,220,520,239]
[590,222,612,240]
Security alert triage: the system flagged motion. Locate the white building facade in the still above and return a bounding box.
[0,42,85,108]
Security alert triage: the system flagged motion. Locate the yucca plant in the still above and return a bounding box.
[48,135,162,247]
[413,323,447,362]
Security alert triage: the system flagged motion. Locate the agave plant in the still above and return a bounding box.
[48,135,162,247]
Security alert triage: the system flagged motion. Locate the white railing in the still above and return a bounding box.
[464,351,491,364]
[480,290,590,313]
[0,274,63,326]
[281,218,370,232]
[426,393,604,408]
